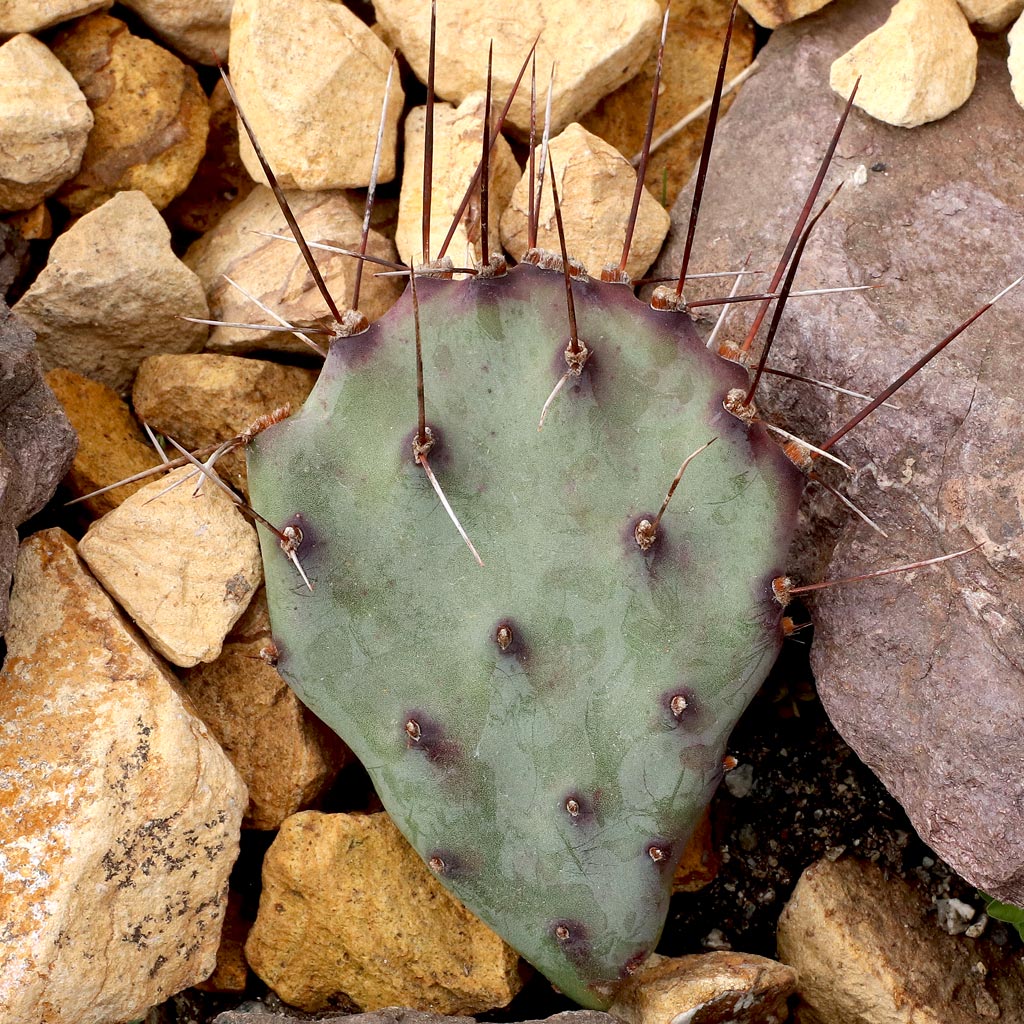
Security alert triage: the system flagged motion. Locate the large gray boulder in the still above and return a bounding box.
[653,0,1024,902]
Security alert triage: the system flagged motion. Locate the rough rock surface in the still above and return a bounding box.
[397,93,520,267]
[611,952,796,1024]
[0,528,247,1024]
[78,466,262,667]
[119,0,233,64]
[957,0,1024,28]
[372,0,662,137]
[0,34,92,212]
[133,353,318,495]
[581,0,756,207]
[672,808,721,892]
[0,307,77,635]
[213,1010,617,1024]
[245,811,524,1014]
[182,589,350,830]
[739,0,837,27]
[185,185,402,354]
[777,858,1024,1023]
[13,190,208,393]
[652,0,1024,903]
[195,891,250,994]
[51,12,210,214]
[1010,11,1024,107]
[46,366,158,517]
[229,0,403,191]
[500,123,670,280]
[830,0,977,128]
[0,0,109,34]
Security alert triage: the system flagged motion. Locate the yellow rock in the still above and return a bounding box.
[132,353,318,496]
[610,951,797,1024]
[830,0,977,128]
[245,811,524,1013]
[500,123,670,281]
[956,0,1024,29]
[1010,12,1024,109]
[397,93,520,267]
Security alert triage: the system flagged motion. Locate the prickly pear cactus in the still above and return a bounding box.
[246,261,802,1007]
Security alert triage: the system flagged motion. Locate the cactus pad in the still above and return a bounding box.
[247,262,802,1007]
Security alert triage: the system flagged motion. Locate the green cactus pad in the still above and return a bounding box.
[247,262,802,1007]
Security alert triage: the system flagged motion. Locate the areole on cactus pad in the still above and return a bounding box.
[245,260,803,1006]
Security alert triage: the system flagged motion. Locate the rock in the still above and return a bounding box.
[165,78,257,236]
[777,858,1024,1023]
[372,0,662,137]
[1010,11,1024,107]
[0,306,77,634]
[739,0,837,27]
[500,123,670,280]
[184,185,402,355]
[213,1010,616,1024]
[830,0,977,128]
[956,0,1024,28]
[46,366,159,517]
[229,0,403,191]
[0,34,92,212]
[13,190,208,394]
[610,952,797,1024]
[0,528,247,1024]
[132,353,318,496]
[0,220,30,298]
[118,0,233,64]
[77,466,262,667]
[652,0,1024,904]
[581,0,756,208]
[51,12,210,215]
[244,811,524,1013]
[182,589,349,830]
[0,0,109,34]
[195,892,251,994]
[397,93,520,267]
[5,201,53,242]
[672,808,720,892]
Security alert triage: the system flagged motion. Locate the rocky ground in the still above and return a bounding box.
[1,1,1023,1023]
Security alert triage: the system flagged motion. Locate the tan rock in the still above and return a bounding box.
[119,0,233,64]
[165,78,256,236]
[230,0,403,190]
[245,811,524,1013]
[0,0,109,34]
[13,190,208,393]
[830,0,978,128]
[0,34,92,212]
[78,466,262,668]
[738,0,836,28]
[52,12,210,215]
[500,123,670,280]
[956,0,1024,29]
[611,952,797,1024]
[398,93,520,267]
[184,185,402,355]
[5,201,53,240]
[182,589,349,830]
[132,353,318,496]
[45,367,160,517]
[0,528,247,1024]
[582,0,755,209]
[372,0,662,137]
[777,857,1024,1024]
[1010,12,1024,108]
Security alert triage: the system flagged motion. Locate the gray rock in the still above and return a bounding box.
[213,1008,617,1024]
[0,303,77,633]
[652,0,1024,902]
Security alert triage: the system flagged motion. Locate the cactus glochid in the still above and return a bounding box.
[224,2,1013,1011]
